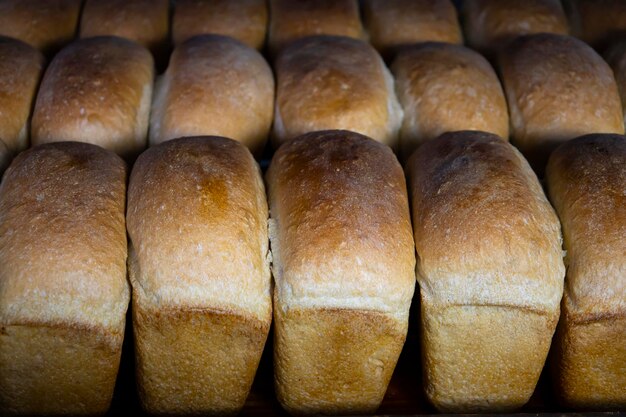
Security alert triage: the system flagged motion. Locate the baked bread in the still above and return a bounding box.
[267,130,416,415]
[0,37,45,153]
[546,133,626,410]
[498,33,624,174]
[463,0,569,56]
[127,136,272,415]
[150,35,274,157]
[361,0,462,59]
[31,36,154,160]
[79,0,169,58]
[173,0,268,50]
[0,141,129,416]
[566,0,626,50]
[268,0,363,55]
[273,35,401,149]
[391,42,508,161]
[407,130,564,412]
[605,41,626,127]
[0,0,81,55]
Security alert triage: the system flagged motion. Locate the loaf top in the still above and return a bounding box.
[267,130,415,318]
[0,0,81,54]
[268,0,364,54]
[546,134,626,321]
[0,142,129,330]
[407,131,564,312]
[392,42,508,154]
[273,35,401,147]
[0,36,45,153]
[127,136,271,320]
[31,36,154,155]
[173,0,268,49]
[463,0,569,53]
[362,0,462,54]
[499,34,624,148]
[80,0,169,51]
[149,34,274,152]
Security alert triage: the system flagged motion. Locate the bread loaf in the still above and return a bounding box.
[407,130,564,412]
[79,0,169,58]
[127,136,272,415]
[361,0,462,59]
[173,0,267,50]
[546,133,626,410]
[567,0,626,50]
[0,0,81,55]
[268,0,363,55]
[463,0,569,56]
[391,42,508,160]
[0,142,129,415]
[150,35,274,157]
[273,36,401,149]
[498,33,624,174]
[31,36,154,160]
[267,130,416,415]
[0,37,45,153]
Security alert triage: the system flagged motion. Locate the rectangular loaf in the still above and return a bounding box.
[31,36,154,160]
[546,133,626,409]
[127,136,272,415]
[0,142,129,415]
[407,130,565,412]
[267,130,416,415]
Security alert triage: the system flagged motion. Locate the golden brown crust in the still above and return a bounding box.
[391,42,508,161]
[274,307,406,415]
[552,311,626,409]
[407,131,564,412]
[127,136,271,414]
[422,304,558,412]
[267,130,415,414]
[173,0,268,49]
[134,305,270,415]
[268,0,364,55]
[0,141,129,415]
[546,134,626,320]
[546,134,626,408]
[0,37,45,153]
[149,35,274,157]
[273,36,401,148]
[463,0,569,55]
[498,33,624,173]
[79,0,169,56]
[567,0,626,50]
[362,0,462,59]
[0,324,124,415]
[0,0,81,55]
[31,36,154,160]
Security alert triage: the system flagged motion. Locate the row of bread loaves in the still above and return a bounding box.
[1,0,626,60]
[2,27,626,175]
[1,130,624,415]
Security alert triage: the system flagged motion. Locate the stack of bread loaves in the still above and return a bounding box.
[0,1,625,416]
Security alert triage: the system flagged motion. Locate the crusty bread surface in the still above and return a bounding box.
[127,136,272,415]
[0,141,129,415]
[407,130,565,412]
